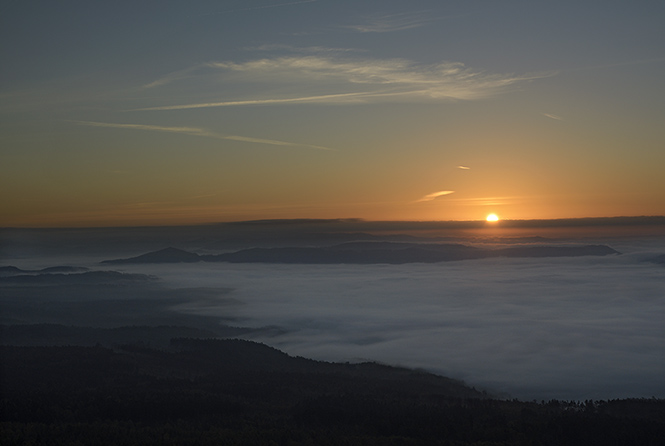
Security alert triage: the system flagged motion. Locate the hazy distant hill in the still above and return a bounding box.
[0,265,88,276]
[103,242,621,265]
[101,247,202,264]
[0,270,155,285]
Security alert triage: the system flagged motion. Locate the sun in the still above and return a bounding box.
[486,213,499,222]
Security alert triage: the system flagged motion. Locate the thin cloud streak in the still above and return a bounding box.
[135,55,547,111]
[74,121,334,151]
[457,165,471,170]
[222,134,332,151]
[415,190,455,203]
[75,121,214,137]
[543,113,563,120]
[141,65,204,89]
[132,92,382,111]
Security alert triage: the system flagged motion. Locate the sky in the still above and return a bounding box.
[2,0,664,227]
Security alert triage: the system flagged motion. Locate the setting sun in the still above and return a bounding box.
[486,214,499,222]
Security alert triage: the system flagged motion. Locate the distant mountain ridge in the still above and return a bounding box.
[102,247,201,264]
[0,265,88,276]
[102,243,621,265]
[0,270,155,285]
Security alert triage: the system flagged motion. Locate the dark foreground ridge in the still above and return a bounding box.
[2,333,663,446]
[103,243,621,265]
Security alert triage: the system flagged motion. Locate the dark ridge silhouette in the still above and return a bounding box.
[3,217,662,259]
[221,216,665,228]
[39,266,89,273]
[105,242,619,265]
[491,245,620,258]
[2,338,664,445]
[0,270,155,285]
[283,231,424,243]
[101,246,202,264]
[0,265,88,275]
[203,243,480,264]
[0,324,245,348]
[0,266,24,275]
[0,337,485,406]
[224,218,365,226]
[208,243,620,264]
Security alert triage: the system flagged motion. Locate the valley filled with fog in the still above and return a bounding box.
[124,253,665,400]
[2,221,665,401]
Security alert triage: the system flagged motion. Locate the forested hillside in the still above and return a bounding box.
[2,336,664,445]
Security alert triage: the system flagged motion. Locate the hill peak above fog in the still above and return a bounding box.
[102,247,202,264]
[102,243,620,265]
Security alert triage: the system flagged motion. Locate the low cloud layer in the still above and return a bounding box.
[122,238,665,401]
[5,231,664,401]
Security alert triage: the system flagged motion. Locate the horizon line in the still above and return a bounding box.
[2,215,665,231]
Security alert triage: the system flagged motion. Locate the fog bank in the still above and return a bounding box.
[3,224,664,401]
[126,251,665,400]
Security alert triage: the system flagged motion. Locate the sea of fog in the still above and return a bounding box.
[114,245,665,401]
[4,234,665,401]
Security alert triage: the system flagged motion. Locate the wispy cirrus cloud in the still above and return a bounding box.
[207,57,507,89]
[76,121,216,137]
[141,65,204,89]
[543,113,563,121]
[457,165,471,170]
[74,121,333,151]
[134,54,547,111]
[415,190,455,203]
[142,43,363,91]
[134,92,380,111]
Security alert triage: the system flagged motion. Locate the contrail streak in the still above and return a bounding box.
[73,121,334,151]
[132,92,378,111]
